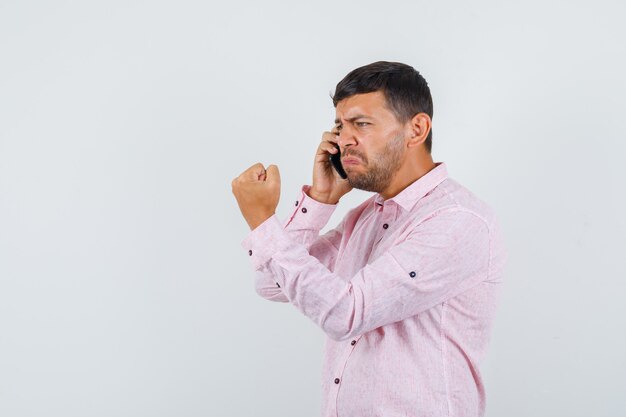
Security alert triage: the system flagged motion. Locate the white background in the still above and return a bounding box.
[1,1,625,416]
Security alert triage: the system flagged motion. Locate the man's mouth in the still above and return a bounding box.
[342,157,361,165]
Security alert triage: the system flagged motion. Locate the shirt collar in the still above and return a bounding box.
[373,162,448,211]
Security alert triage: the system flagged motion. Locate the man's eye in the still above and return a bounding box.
[356,122,369,127]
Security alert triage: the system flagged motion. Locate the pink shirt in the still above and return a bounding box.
[241,162,507,417]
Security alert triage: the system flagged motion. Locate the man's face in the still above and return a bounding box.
[335,91,407,193]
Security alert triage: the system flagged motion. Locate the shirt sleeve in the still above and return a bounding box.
[248,185,345,302]
[241,207,492,341]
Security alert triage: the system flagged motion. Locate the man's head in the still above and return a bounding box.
[332,62,434,195]
[333,61,433,153]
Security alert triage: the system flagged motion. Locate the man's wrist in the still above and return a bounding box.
[246,212,275,231]
[307,188,338,205]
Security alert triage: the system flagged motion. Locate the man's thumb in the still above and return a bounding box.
[265,164,281,185]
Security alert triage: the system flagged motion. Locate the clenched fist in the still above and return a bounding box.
[231,163,281,230]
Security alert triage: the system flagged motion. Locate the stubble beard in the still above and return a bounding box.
[346,133,405,193]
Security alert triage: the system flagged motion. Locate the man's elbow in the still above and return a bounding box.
[324,329,354,342]
[255,282,289,303]
[320,314,360,341]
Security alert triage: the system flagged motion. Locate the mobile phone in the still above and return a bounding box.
[329,143,348,179]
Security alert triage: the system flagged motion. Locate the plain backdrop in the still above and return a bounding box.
[1,1,625,416]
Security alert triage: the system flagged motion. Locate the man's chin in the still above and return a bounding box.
[347,177,379,193]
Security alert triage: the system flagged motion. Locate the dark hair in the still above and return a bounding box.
[332,61,434,153]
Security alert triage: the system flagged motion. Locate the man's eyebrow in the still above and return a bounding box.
[334,115,372,124]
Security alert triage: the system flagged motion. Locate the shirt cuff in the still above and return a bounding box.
[240,185,338,271]
[285,185,337,230]
[241,214,292,271]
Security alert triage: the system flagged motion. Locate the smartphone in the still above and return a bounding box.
[329,143,348,179]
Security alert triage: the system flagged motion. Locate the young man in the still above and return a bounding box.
[231,61,507,417]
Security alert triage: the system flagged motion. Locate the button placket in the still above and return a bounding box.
[329,335,360,406]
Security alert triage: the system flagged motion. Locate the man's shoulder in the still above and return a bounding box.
[420,177,499,227]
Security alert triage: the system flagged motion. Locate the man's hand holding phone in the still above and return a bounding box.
[308,128,353,205]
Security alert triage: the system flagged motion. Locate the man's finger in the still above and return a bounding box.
[322,131,338,144]
[265,164,280,186]
[242,162,266,181]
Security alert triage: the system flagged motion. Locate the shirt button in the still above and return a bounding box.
[334,378,340,384]
[295,200,298,206]
[301,207,307,213]
[382,223,389,229]
[351,340,356,345]
[409,271,416,278]
[248,250,252,256]
[276,282,281,288]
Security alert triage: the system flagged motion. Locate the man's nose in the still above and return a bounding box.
[337,126,357,149]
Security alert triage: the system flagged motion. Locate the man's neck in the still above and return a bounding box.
[379,156,436,200]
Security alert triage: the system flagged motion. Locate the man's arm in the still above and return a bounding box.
[232,130,354,303]
[251,185,347,303]
[242,208,499,341]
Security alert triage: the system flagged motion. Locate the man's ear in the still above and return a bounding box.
[406,113,431,148]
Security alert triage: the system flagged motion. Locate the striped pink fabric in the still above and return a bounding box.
[241,162,507,417]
